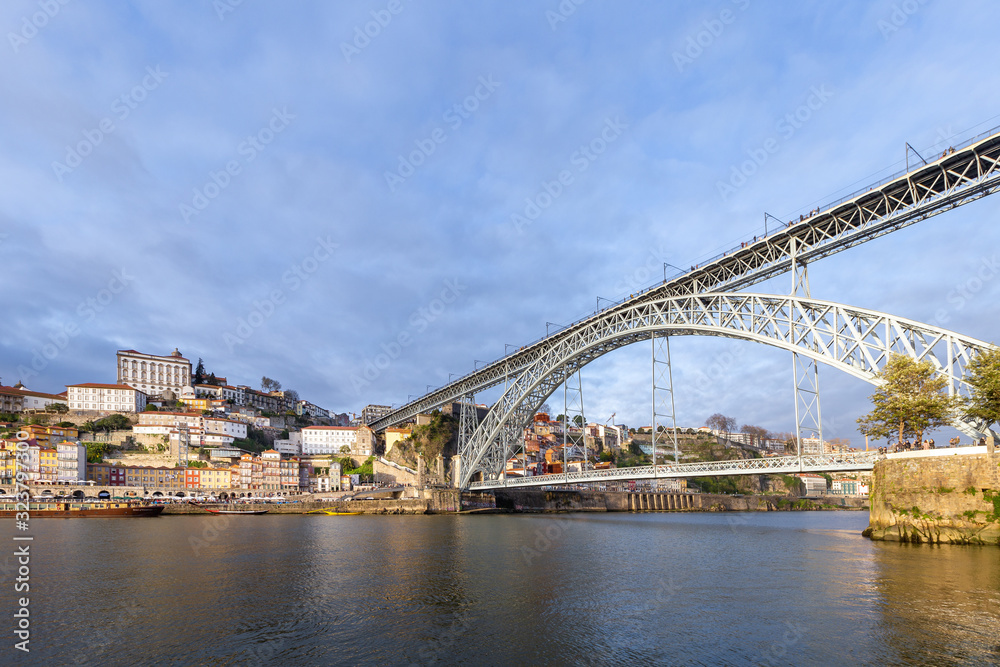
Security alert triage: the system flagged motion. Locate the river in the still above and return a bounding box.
[3,511,999,665]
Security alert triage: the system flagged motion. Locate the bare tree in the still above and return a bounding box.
[740,424,769,448]
[705,413,727,432]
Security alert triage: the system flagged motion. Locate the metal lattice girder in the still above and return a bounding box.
[793,352,823,446]
[651,334,680,464]
[458,394,479,463]
[562,369,585,470]
[458,293,997,487]
[467,451,882,490]
[371,128,1000,434]
[790,243,823,454]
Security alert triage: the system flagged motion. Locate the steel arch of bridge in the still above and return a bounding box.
[371,126,1000,434]
[458,293,996,488]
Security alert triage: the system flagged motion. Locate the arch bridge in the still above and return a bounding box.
[368,126,1000,489]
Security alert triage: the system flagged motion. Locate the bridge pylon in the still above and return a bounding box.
[561,369,586,475]
[651,333,680,469]
[458,393,479,481]
[790,239,823,464]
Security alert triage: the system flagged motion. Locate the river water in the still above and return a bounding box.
[3,511,1000,666]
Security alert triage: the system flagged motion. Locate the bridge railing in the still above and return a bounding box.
[468,452,881,489]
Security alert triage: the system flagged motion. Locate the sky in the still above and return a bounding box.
[2,0,999,444]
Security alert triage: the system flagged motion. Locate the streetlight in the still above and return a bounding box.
[663,263,683,281]
[764,212,782,237]
[596,297,613,313]
[505,344,517,356]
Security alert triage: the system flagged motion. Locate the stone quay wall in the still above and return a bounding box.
[490,489,864,513]
[162,488,462,515]
[865,451,1000,546]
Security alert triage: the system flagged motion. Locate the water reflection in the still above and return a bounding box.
[9,511,1000,666]
[871,542,1000,665]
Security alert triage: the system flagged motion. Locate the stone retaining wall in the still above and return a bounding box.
[865,452,1000,545]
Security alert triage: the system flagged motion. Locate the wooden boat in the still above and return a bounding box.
[0,500,164,518]
[202,507,269,515]
[305,509,362,515]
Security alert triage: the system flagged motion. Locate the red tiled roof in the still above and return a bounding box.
[68,383,145,391]
[139,411,202,417]
[0,386,65,400]
[302,425,355,430]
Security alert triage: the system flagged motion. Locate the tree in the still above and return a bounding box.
[144,404,159,411]
[965,347,1000,430]
[573,415,584,427]
[194,358,206,385]
[207,372,219,386]
[261,376,281,392]
[857,354,961,446]
[740,424,769,447]
[706,413,737,437]
[284,389,300,404]
[339,445,352,455]
[46,402,69,414]
[539,403,553,417]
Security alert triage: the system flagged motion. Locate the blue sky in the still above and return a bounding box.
[2,0,999,443]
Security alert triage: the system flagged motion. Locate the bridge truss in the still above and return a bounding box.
[372,127,1000,434]
[365,126,1000,489]
[468,452,881,490]
[457,294,995,487]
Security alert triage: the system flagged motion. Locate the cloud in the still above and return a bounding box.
[2,0,999,444]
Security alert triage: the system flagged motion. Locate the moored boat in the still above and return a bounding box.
[0,500,165,518]
[202,508,269,515]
